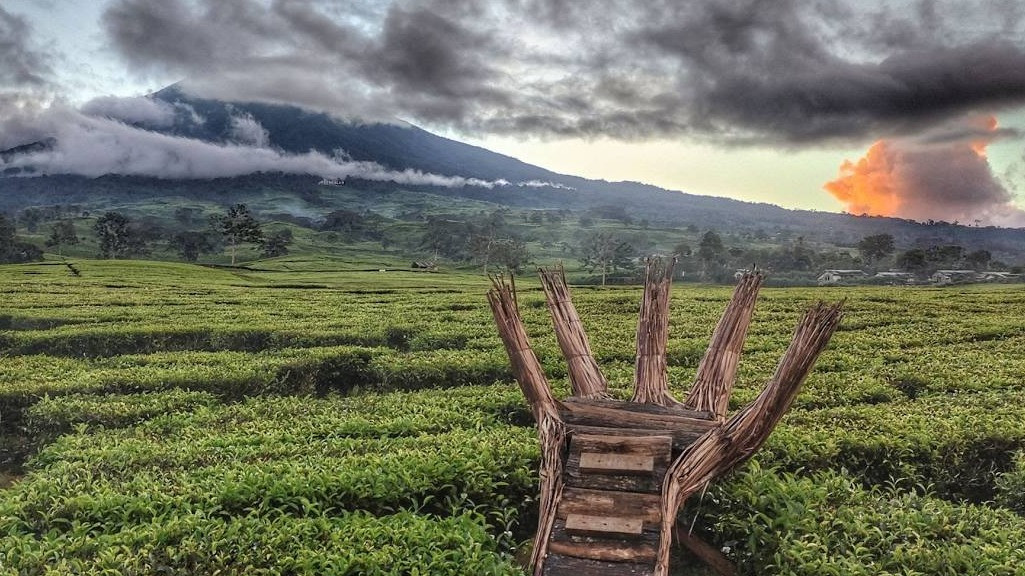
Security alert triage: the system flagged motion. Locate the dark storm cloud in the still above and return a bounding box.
[0,6,53,89]
[93,0,1025,144]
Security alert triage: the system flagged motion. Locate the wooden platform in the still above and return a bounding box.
[542,407,702,576]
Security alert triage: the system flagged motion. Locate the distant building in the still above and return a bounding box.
[874,271,916,285]
[817,269,867,285]
[977,271,1021,282]
[930,270,977,285]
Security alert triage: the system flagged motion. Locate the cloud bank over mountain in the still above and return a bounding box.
[94,0,1025,144]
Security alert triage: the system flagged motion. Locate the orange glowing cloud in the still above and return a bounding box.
[823,140,901,217]
[824,115,1015,224]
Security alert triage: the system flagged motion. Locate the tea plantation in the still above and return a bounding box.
[2,259,1025,575]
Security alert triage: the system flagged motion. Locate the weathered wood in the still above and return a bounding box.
[565,424,713,453]
[561,398,715,432]
[549,540,657,564]
[566,514,644,537]
[580,453,654,474]
[566,433,672,493]
[542,554,652,576]
[654,301,844,576]
[684,271,763,419]
[632,257,680,406]
[539,265,609,399]
[557,487,662,524]
[676,528,736,576]
[569,433,673,459]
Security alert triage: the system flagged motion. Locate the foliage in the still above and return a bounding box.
[3,260,1025,573]
[170,229,219,262]
[93,211,137,259]
[857,233,895,265]
[212,204,263,265]
[578,231,636,285]
[262,229,293,257]
[0,214,43,264]
[44,219,79,255]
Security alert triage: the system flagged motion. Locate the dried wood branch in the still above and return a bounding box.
[487,274,566,576]
[684,270,764,419]
[539,265,610,399]
[632,257,681,406]
[654,301,844,576]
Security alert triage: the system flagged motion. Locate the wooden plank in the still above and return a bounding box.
[562,397,715,420]
[570,433,671,458]
[579,452,654,474]
[676,528,736,576]
[560,398,717,435]
[565,433,671,492]
[549,540,657,564]
[566,514,643,537]
[557,487,662,524]
[542,554,653,576]
[566,424,710,453]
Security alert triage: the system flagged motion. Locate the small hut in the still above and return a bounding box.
[488,259,842,576]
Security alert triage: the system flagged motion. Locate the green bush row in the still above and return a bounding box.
[5,400,538,532]
[1,508,522,576]
[765,390,1025,502]
[0,347,516,431]
[701,462,1025,576]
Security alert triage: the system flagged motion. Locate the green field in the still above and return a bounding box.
[2,258,1025,575]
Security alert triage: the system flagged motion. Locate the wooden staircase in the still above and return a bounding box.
[487,261,843,576]
[545,431,671,575]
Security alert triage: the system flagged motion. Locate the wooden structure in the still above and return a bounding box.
[487,260,842,576]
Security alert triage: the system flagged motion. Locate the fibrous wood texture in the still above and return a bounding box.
[654,301,844,576]
[487,275,565,576]
[540,265,610,399]
[488,265,843,576]
[684,270,763,419]
[632,258,680,406]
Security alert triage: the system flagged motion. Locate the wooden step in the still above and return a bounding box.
[549,539,656,564]
[579,452,653,475]
[542,554,653,576]
[566,433,672,492]
[557,487,662,524]
[565,514,644,537]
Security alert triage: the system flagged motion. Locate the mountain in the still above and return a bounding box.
[1,86,1024,268]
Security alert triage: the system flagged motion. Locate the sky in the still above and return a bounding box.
[3,0,1025,225]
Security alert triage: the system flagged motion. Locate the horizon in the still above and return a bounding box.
[2,1,1025,225]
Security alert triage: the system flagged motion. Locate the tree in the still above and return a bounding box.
[212,204,263,265]
[0,214,43,263]
[45,220,79,256]
[672,241,692,257]
[697,230,726,280]
[470,234,529,274]
[896,248,928,272]
[965,249,992,270]
[94,212,133,259]
[262,229,293,258]
[579,231,635,286]
[170,230,218,262]
[856,233,895,265]
[18,208,43,233]
[420,218,472,260]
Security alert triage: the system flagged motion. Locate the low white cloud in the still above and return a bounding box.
[228,110,270,147]
[1,103,505,188]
